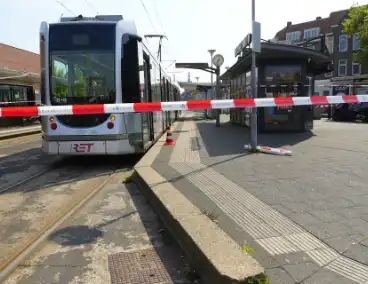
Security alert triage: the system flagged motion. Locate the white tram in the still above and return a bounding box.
[39,15,183,155]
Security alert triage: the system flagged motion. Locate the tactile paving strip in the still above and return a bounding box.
[108,248,176,284]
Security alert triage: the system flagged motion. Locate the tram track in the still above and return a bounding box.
[0,154,141,283]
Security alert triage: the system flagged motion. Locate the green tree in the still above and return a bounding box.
[74,66,87,97]
[342,5,368,65]
[52,65,68,97]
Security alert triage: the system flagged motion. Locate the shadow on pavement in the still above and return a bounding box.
[0,153,141,194]
[196,119,315,157]
[49,211,138,246]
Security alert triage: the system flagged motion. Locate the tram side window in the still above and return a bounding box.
[121,35,140,103]
[0,85,10,103]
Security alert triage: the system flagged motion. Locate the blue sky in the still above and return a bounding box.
[1,0,366,82]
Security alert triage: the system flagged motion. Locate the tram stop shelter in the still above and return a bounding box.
[220,40,333,132]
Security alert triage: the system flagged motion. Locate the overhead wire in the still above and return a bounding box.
[140,0,158,33]
[84,0,99,14]
[54,0,76,16]
[152,1,166,37]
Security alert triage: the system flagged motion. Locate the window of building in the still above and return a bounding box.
[325,60,333,77]
[339,34,348,52]
[286,31,301,42]
[338,59,347,76]
[325,71,333,77]
[326,35,334,53]
[352,62,361,75]
[304,27,320,39]
[353,33,360,50]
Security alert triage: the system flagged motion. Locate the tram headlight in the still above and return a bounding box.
[49,116,55,122]
[110,115,116,121]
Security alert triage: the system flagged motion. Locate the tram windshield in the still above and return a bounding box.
[49,23,116,105]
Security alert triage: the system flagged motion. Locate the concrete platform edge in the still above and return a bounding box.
[133,120,267,284]
[0,126,41,140]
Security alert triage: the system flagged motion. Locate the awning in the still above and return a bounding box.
[220,42,332,80]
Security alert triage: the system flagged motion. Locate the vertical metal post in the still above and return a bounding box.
[250,0,258,150]
[215,67,221,126]
[208,49,216,118]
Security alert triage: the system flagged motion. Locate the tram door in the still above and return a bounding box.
[142,53,154,143]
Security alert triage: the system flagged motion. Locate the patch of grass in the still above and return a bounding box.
[245,273,269,284]
[123,176,133,184]
[241,242,254,253]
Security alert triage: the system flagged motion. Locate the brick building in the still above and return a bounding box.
[0,43,40,103]
[273,8,363,80]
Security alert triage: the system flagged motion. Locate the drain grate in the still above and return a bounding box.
[108,248,178,284]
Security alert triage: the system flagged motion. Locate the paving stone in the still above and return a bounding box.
[361,213,368,222]
[288,212,323,226]
[337,207,368,219]
[309,210,347,223]
[344,194,368,207]
[274,251,313,266]
[339,218,368,231]
[280,201,311,213]
[304,200,334,211]
[322,222,359,238]
[271,204,294,216]
[302,268,358,284]
[323,235,362,254]
[328,198,355,209]
[283,262,320,282]
[302,224,332,240]
[266,267,295,284]
[343,244,368,265]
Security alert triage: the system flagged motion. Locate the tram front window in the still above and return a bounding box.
[49,23,116,105]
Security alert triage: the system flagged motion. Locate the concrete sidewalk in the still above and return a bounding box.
[145,111,368,284]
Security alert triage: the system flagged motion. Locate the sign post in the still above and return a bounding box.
[250,0,261,150]
[212,54,224,126]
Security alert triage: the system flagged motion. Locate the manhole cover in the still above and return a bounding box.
[108,248,177,284]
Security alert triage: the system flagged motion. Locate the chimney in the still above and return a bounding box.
[287,21,292,27]
[316,16,322,20]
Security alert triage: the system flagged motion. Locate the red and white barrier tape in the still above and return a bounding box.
[0,94,368,117]
[244,144,292,156]
[317,84,368,88]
